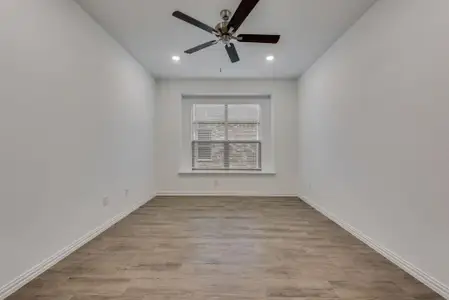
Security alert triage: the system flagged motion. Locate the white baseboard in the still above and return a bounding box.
[299,195,449,299]
[0,196,154,300]
[156,191,298,197]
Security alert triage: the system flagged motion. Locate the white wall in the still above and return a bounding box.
[298,0,449,294]
[155,79,298,196]
[0,0,155,293]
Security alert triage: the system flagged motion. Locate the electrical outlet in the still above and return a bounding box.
[102,196,109,207]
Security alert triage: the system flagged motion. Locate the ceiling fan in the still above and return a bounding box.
[172,0,280,63]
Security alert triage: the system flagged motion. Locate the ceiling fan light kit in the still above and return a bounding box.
[172,0,280,63]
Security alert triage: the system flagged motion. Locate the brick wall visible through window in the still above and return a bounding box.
[191,104,261,170]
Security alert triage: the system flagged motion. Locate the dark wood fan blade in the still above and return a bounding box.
[237,34,280,43]
[225,43,240,63]
[185,40,218,54]
[228,0,260,33]
[172,11,216,34]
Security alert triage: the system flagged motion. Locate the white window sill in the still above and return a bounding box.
[178,169,276,175]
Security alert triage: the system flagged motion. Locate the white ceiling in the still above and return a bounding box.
[76,0,376,79]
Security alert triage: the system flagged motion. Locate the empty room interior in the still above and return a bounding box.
[1,0,449,299]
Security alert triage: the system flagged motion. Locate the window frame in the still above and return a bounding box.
[180,95,274,174]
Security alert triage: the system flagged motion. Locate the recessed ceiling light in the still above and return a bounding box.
[266,55,274,61]
[172,55,180,62]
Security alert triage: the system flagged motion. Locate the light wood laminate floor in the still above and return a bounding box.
[8,196,443,300]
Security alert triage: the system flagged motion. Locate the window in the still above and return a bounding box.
[181,95,273,174]
[192,104,261,170]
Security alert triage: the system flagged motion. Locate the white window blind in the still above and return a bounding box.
[196,128,212,161]
[192,104,261,170]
